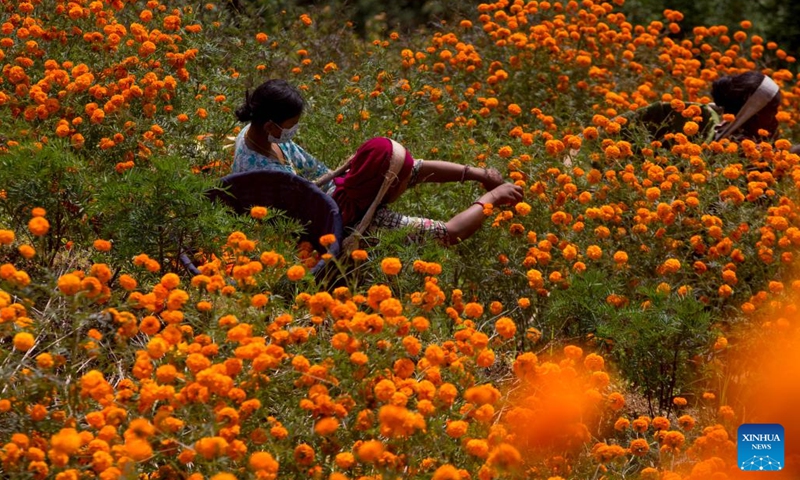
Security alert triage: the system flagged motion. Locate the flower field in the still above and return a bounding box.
[1,0,800,478]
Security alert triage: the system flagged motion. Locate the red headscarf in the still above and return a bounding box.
[332,137,414,227]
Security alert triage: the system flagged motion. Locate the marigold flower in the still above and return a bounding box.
[250,206,268,219]
[514,202,531,216]
[13,331,35,351]
[381,257,402,275]
[28,216,49,236]
[314,417,339,436]
[494,317,516,339]
[629,438,650,456]
[18,245,35,259]
[351,249,368,261]
[0,230,14,245]
[286,265,305,281]
[356,440,384,463]
[584,353,605,371]
[432,464,462,480]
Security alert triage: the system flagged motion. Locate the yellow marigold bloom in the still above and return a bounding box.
[286,265,305,281]
[28,216,49,236]
[13,331,35,351]
[250,206,268,219]
[381,257,402,275]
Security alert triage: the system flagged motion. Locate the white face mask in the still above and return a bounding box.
[267,122,299,144]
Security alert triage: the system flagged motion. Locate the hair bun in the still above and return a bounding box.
[234,90,254,122]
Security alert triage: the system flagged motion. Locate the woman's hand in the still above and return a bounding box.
[485,182,524,206]
[480,168,505,190]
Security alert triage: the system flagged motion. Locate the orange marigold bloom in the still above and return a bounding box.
[286,265,305,281]
[18,244,35,259]
[250,206,268,219]
[514,202,531,216]
[432,464,462,480]
[93,239,112,252]
[652,416,670,430]
[314,417,339,436]
[293,443,315,465]
[13,331,35,351]
[28,216,49,236]
[494,317,516,339]
[58,274,82,295]
[356,440,384,463]
[319,234,336,247]
[607,392,625,411]
[584,353,605,371]
[0,230,15,245]
[629,438,650,456]
[381,257,402,275]
[683,121,699,136]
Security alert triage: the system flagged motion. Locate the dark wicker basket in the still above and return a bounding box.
[202,170,344,276]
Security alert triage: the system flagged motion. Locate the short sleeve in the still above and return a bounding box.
[282,142,330,178]
[370,206,449,243]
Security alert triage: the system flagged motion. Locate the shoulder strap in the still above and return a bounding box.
[340,139,407,253]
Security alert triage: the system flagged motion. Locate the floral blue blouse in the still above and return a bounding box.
[232,124,331,189]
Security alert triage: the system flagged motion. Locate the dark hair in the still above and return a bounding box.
[235,79,305,126]
[711,71,780,114]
